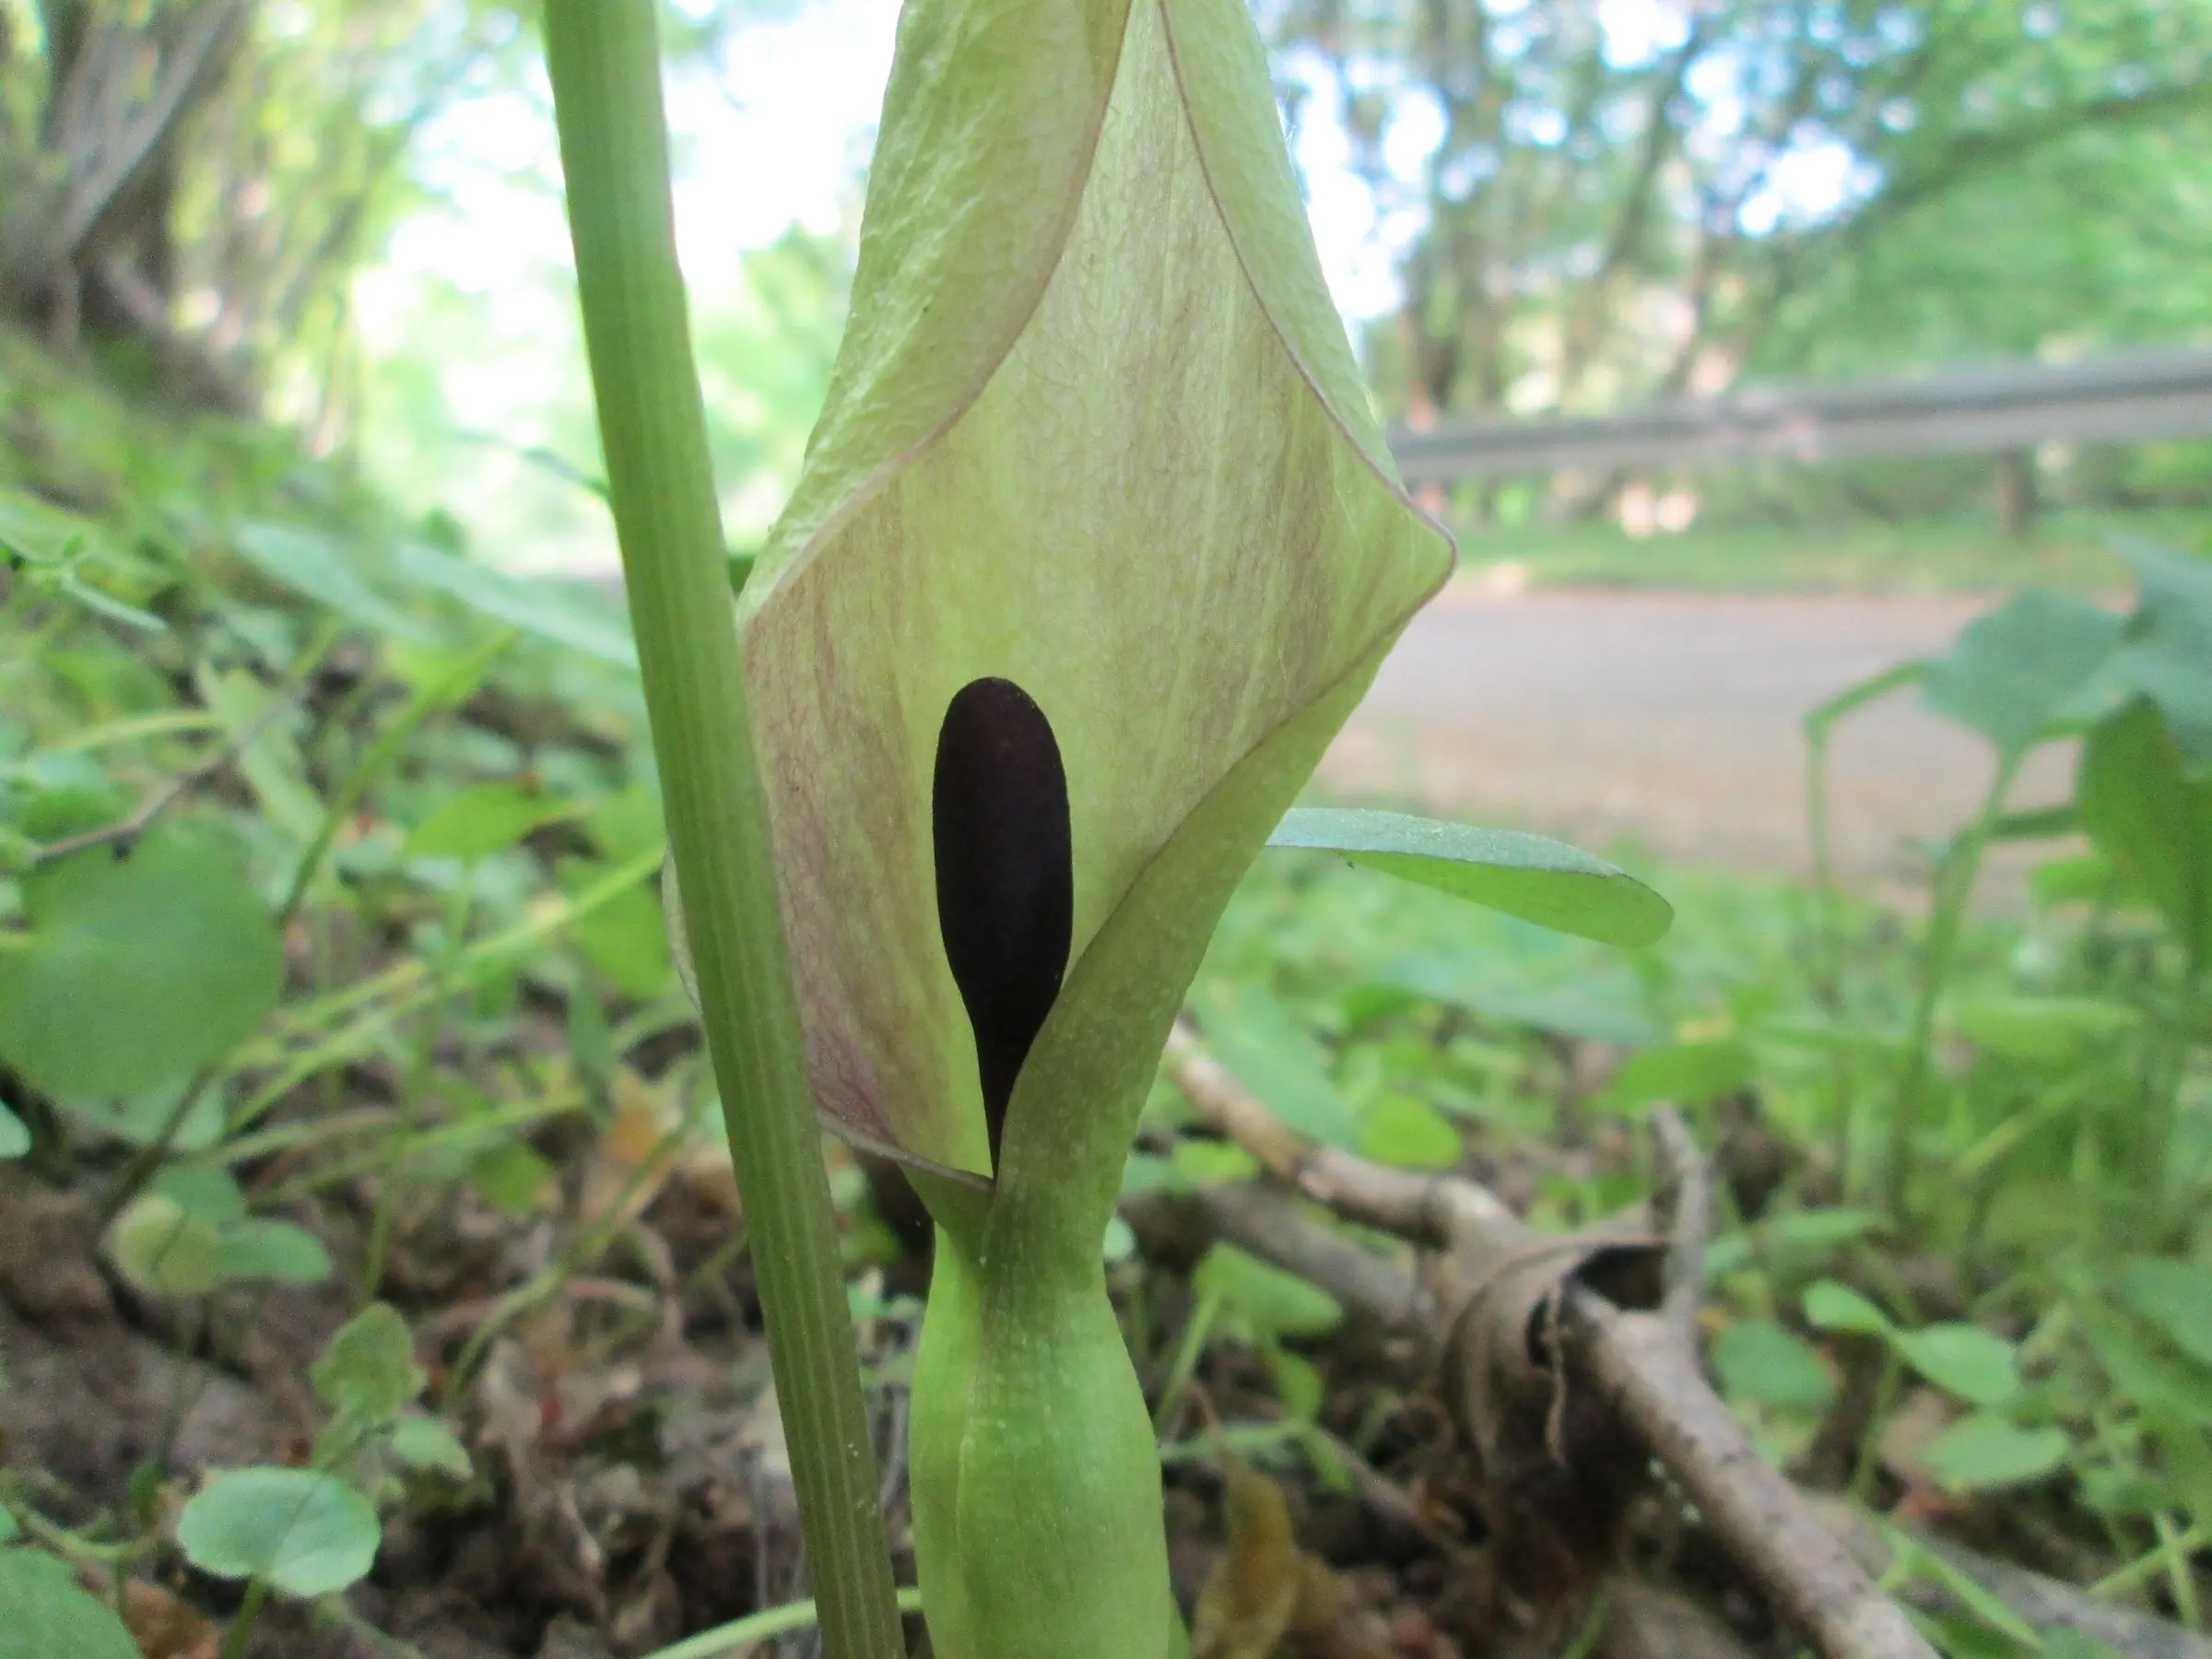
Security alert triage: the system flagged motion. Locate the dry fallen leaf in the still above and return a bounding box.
[1193,1462,1305,1659]
[123,1578,218,1659]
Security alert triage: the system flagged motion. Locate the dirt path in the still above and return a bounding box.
[1319,587,2076,888]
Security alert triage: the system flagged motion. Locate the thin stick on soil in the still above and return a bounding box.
[1159,1019,1936,1659]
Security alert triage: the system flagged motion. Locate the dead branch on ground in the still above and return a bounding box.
[1157,1019,1935,1659]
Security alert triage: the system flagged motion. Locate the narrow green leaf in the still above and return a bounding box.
[1359,1094,1462,1171]
[1894,1324,2019,1408]
[406,782,576,862]
[1193,1244,1343,1341]
[1607,1038,1754,1110]
[389,1414,473,1479]
[1921,1415,2068,1493]
[2117,1259,2212,1369]
[2077,700,2211,958]
[210,1219,334,1285]
[1706,1208,1888,1280]
[1947,994,2142,1063]
[396,541,637,669]
[1197,984,1361,1151]
[230,523,425,641]
[1802,1279,1891,1336]
[1269,809,1670,947]
[176,1466,380,1597]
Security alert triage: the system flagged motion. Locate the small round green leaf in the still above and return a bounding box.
[311,1303,426,1422]
[106,1194,226,1297]
[150,1166,248,1225]
[0,821,282,1105]
[1894,1324,2020,1408]
[1269,809,1671,947]
[175,1466,380,1597]
[0,1548,141,1659]
[0,1106,26,1160]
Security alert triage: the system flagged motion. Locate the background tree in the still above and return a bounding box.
[1266,0,2212,460]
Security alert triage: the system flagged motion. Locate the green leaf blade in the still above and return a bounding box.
[0,821,282,1107]
[175,1466,380,1598]
[1268,809,1671,947]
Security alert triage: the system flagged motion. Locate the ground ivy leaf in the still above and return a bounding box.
[0,820,282,1106]
[175,1466,380,1597]
[1268,809,1671,947]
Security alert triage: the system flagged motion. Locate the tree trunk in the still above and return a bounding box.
[1,0,253,406]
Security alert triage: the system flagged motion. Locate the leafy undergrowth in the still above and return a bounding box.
[2,338,2209,1659]
[1449,508,2176,596]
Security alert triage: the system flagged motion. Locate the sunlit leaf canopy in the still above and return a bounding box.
[737,0,1453,1184]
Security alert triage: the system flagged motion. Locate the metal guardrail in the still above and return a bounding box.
[1386,347,2212,486]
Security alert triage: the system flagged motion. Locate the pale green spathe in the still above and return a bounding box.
[737,2,1451,1655]
[744,0,1450,1182]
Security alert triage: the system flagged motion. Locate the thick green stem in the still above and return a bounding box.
[540,7,903,1656]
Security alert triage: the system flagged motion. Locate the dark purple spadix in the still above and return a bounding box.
[932,677,1074,1168]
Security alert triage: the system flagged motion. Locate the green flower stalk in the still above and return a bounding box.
[724,0,1450,1653]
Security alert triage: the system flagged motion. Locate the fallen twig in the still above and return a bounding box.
[1649,1105,1709,1344]
[1160,1018,1933,1659]
[1815,1497,2212,1659]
